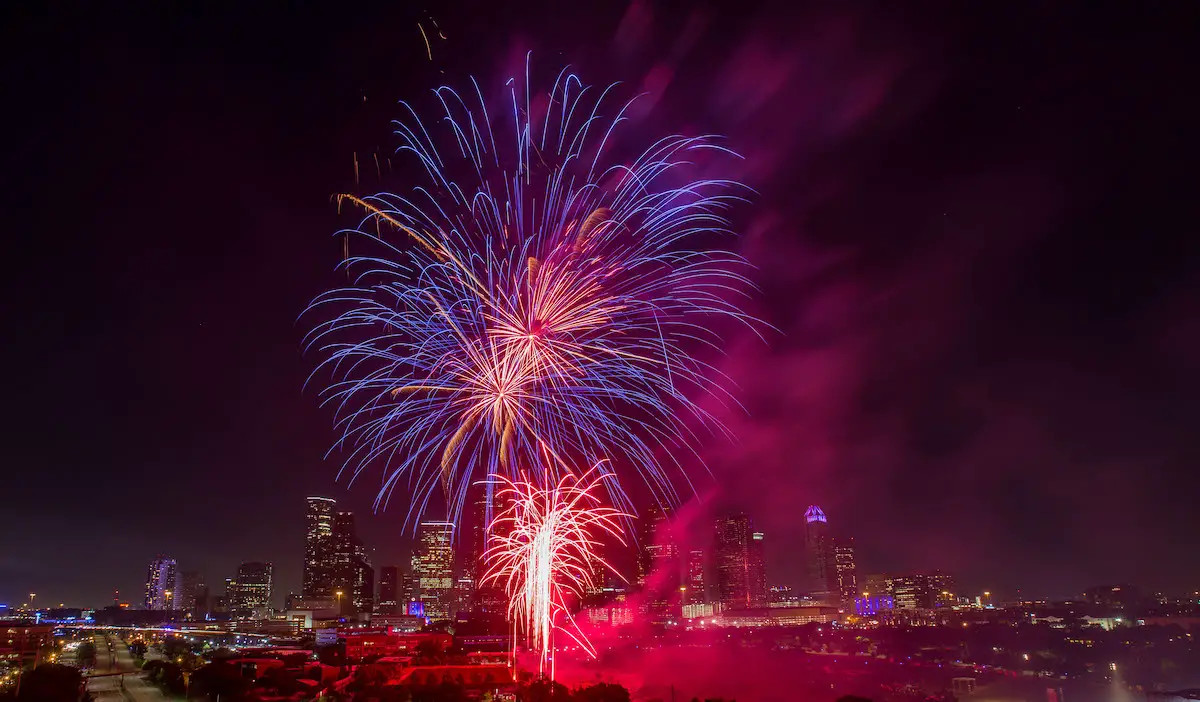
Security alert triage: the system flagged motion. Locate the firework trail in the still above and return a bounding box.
[481,467,628,676]
[304,62,758,526]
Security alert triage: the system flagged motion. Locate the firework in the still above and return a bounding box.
[481,467,627,675]
[304,63,757,525]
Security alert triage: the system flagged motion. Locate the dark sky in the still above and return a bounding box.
[2,2,1197,608]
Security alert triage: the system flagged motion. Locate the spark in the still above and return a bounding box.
[304,62,759,527]
[482,467,628,676]
[418,23,432,61]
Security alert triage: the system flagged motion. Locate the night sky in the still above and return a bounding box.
[3,2,1198,608]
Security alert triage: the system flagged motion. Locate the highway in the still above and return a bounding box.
[85,634,168,702]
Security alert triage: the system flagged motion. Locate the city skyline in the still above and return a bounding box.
[25,495,991,618]
[4,3,1199,612]
[7,490,1194,611]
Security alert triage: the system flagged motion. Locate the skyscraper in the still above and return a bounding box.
[833,539,858,606]
[466,489,488,587]
[639,503,678,585]
[713,514,767,609]
[378,566,400,614]
[685,548,706,604]
[144,557,180,610]
[228,562,274,611]
[412,522,454,620]
[582,549,610,598]
[303,497,337,599]
[641,503,681,623]
[469,484,513,614]
[179,570,206,617]
[804,505,836,597]
[748,530,767,608]
[331,512,374,614]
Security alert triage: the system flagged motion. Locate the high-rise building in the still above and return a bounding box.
[713,514,767,610]
[412,522,454,620]
[639,504,678,584]
[804,505,837,597]
[582,549,610,598]
[748,530,767,607]
[685,548,705,604]
[331,512,374,614]
[928,571,956,607]
[833,539,858,606]
[466,489,489,586]
[891,575,935,610]
[378,566,400,614]
[862,573,892,598]
[641,504,682,623]
[144,557,180,610]
[228,562,274,611]
[303,497,337,598]
[469,484,514,614]
[179,571,207,617]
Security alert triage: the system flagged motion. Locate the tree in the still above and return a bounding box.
[76,642,97,667]
[411,680,466,702]
[413,641,445,664]
[574,682,632,702]
[190,662,250,700]
[13,663,83,701]
[317,643,346,666]
[261,666,302,696]
[145,660,186,694]
[519,677,571,702]
[160,637,195,659]
[142,660,166,678]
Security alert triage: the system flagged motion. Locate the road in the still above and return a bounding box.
[85,635,169,702]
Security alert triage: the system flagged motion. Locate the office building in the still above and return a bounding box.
[640,503,682,622]
[412,522,455,620]
[639,503,678,585]
[228,561,273,611]
[685,548,705,604]
[469,485,515,614]
[303,497,337,598]
[331,511,374,614]
[713,514,767,609]
[862,573,892,598]
[179,570,207,617]
[854,595,895,616]
[833,539,858,606]
[144,557,180,610]
[804,505,837,597]
[466,489,489,587]
[929,571,956,606]
[891,575,935,610]
[379,566,400,614]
